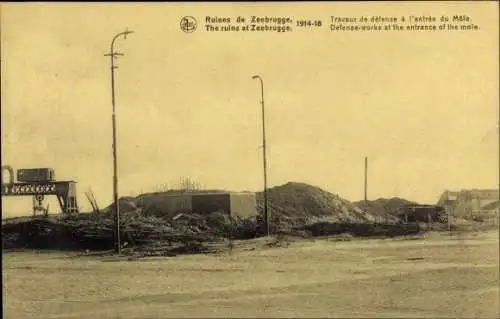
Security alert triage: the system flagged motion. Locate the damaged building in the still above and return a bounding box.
[437,189,499,220]
[133,191,258,218]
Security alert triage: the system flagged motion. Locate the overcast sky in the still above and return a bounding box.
[1,3,498,216]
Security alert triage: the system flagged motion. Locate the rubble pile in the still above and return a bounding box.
[2,210,258,253]
[353,197,419,223]
[2,182,426,255]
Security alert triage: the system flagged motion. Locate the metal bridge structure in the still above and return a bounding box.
[1,165,79,216]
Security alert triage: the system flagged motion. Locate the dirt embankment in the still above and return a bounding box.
[257,182,377,228]
[353,197,419,222]
[2,182,427,255]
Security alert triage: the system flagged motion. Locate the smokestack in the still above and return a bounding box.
[364,157,368,203]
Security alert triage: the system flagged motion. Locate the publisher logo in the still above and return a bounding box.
[180,16,197,33]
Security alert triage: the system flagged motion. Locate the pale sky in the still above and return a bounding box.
[1,2,499,216]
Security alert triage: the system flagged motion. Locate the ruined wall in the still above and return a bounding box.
[229,192,257,218]
[191,193,230,215]
[135,191,257,218]
[136,193,192,216]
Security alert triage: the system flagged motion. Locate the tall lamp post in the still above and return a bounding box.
[105,29,134,254]
[252,75,269,237]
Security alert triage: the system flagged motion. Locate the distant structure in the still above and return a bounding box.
[1,166,79,216]
[397,204,447,223]
[437,189,499,219]
[133,191,257,218]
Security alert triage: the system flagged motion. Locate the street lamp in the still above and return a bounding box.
[252,75,270,237]
[105,29,134,254]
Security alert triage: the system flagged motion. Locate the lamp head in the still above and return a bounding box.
[252,75,260,79]
[123,29,134,39]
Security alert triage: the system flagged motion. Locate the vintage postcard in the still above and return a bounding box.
[1,2,499,318]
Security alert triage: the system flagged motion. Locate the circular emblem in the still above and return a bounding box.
[35,194,45,202]
[180,16,197,33]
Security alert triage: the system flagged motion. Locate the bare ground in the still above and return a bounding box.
[3,229,499,319]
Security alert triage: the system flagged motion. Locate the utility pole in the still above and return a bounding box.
[252,75,269,237]
[105,29,134,254]
[364,156,368,203]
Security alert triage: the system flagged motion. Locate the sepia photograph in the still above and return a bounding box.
[1,2,499,318]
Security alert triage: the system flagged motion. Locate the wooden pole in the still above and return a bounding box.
[364,157,368,203]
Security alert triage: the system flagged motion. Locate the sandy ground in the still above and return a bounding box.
[3,230,499,318]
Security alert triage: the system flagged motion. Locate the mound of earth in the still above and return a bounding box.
[256,182,377,230]
[101,182,375,225]
[353,197,419,222]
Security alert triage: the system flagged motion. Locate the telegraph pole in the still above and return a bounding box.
[252,75,269,237]
[105,29,134,254]
[364,156,368,203]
